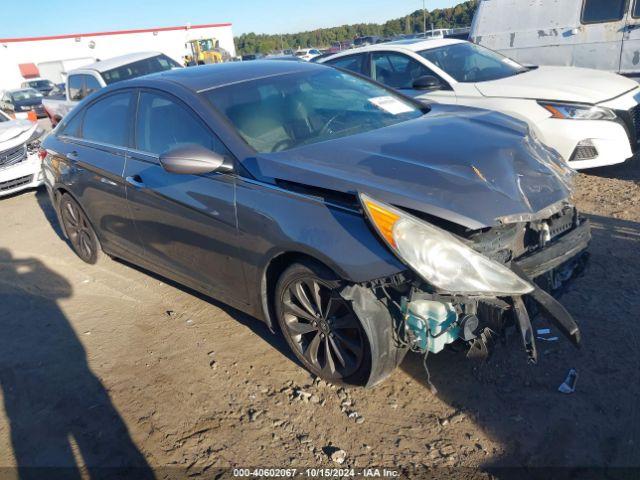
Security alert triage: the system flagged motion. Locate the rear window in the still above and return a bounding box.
[101,54,180,85]
[582,0,626,24]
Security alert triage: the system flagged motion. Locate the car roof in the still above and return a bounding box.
[137,60,327,93]
[75,52,164,73]
[321,38,465,60]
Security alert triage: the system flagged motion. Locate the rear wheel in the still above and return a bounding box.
[275,261,370,385]
[59,194,100,264]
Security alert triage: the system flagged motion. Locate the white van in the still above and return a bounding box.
[470,0,640,77]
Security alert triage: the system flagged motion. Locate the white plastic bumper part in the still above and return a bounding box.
[0,153,43,197]
[536,117,633,170]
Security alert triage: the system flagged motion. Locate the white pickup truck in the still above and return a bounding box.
[43,51,181,126]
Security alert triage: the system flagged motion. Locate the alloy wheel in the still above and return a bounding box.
[280,278,365,379]
[61,198,96,263]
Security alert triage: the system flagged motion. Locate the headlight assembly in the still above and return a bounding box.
[538,101,616,121]
[360,193,534,296]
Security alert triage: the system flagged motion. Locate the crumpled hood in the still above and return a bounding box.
[0,119,37,145]
[247,105,574,230]
[475,66,639,104]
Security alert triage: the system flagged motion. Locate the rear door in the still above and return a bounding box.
[620,0,640,75]
[124,90,246,302]
[56,90,142,260]
[576,0,626,71]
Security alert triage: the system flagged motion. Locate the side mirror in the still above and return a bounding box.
[159,144,231,175]
[412,75,442,91]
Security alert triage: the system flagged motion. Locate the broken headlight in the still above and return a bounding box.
[538,101,616,121]
[360,193,534,296]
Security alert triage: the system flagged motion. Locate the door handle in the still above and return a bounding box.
[125,175,146,188]
[100,177,117,187]
[68,150,79,160]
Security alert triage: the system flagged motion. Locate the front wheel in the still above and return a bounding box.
[59,193,100,264]
[275,261,371,385]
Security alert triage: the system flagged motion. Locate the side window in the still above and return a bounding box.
[81,92,132,146]
[68,75,84,101]
[581,0,626,24]
[135,92,227,157]
[634,0,640,18]
[85,76,101,97]
[325,54,367,75]
[60,112,83,138]
[372,52,435,89]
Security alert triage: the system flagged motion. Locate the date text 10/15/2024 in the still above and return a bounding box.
[232,468,401,478]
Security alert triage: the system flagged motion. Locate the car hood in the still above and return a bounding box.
[475,66,639,104]
[246,105,574,230]
[0,119,37,145]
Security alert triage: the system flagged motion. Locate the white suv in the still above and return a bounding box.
[320,39,640,170]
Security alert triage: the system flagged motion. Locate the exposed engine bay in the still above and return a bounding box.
[342,203,590,387]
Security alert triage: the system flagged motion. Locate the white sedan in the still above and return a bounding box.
[0,110,44,197]
[320,39,640,170]
[295,48,322,61]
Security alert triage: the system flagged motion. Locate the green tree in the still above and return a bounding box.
[234,1,478,55]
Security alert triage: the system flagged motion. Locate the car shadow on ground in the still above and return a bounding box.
[0,248,154,479]
[401,213,640,475]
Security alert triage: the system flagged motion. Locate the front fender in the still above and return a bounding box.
[235,178,406,323]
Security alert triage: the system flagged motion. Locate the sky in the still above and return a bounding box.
[1,0,463,38]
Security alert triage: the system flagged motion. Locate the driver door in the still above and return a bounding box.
[370,51,457,104]
[124,90,247,303]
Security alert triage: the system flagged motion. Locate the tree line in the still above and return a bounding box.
[234,1,477,55]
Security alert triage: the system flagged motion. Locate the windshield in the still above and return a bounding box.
[204,68,424,153]
[197,39,216,52]
[102,54,180,85]
[27,80,54,89]
[10,89,43,101]
[418,42,527,83]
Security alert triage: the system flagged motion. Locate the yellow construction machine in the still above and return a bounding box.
[185,38,228,66]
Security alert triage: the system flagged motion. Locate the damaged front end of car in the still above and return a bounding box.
[251,104,591,387]
[343,192,590,388]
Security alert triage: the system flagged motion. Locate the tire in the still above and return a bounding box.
[59,193,100,265]
[275,260,371,386]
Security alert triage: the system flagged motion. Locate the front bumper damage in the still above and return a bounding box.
[341,207,591,387]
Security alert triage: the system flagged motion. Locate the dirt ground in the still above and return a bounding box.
[0,153,639,479]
